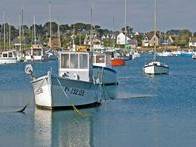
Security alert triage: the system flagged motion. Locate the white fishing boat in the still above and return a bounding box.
[143,0,169,75]
[0,50,17,64]
[26,51,115,110]
[25,44,45,61]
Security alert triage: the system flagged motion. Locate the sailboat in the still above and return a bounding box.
[0,14,17,64]
[143,0,169,75]
[25,16,45,61]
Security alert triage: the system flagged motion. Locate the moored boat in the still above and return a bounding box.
[26,51,116,110]
[0,50,18,64]
[111,58,125,67]
[144,61,169,75]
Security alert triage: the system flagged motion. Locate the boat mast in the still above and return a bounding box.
[57,22,61,48]
[33,16,37,45]
[21,8,24,51]
[18,10,22,52]
[8,22,11,49]
[90,7,93,51]
[49,1,52,49]
[124,0,127,52]
[3,12,5,51]
[153,0,157,60]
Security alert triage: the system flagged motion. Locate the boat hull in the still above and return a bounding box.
[93,66,118,99]
[32,72,101,109]
[111,58,125,66]
[0,57,17,64]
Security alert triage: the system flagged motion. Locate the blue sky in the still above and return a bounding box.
[0,0,195,32]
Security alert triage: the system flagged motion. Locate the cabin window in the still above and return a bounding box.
[2,54,7,57]
[96,55,105,63]
[70,54,78,68]
[8,52,12,57]
[106,55,111,65]
[61,54,69,68]
[79,54,88,69]
[33,49,41,56]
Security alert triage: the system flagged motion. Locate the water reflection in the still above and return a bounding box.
[34,109,93,147]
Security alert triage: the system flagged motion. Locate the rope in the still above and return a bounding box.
[56,76,88,117]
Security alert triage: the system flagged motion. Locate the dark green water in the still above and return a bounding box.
[0,54,196,147]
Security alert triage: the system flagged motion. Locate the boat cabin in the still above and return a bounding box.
[59,52,93,82]
[93,53,111,67]
[25,44,44,61]
[1,50,17,58]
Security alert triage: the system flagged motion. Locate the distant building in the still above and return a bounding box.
[142,32,160,47]
[142,36,149,47]
[116,32,131,45]
[189,37,196,47]
[160,35,174,45]
[116,32,137,48]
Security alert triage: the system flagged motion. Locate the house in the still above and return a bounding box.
[116,32,138,48]
[116,32,131,45]
[142,36,149,47]
[142,32,160,47]
[160,35,174,45]
[189,37,196,47]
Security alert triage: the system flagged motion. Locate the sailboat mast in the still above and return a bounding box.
[124,0,127,51]
[90,7,93,51]
[153,0,157,60]
[49,2,52,48]
[33,16,36,45]
[3,12,5,51]
[8,22,11,49]
[18,10,22,52]
[57,22,61,48]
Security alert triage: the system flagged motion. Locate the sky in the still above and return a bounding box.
[0,0,196,32]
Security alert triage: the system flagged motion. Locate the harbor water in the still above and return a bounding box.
[0,54,196,147]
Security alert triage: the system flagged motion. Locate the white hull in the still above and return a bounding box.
[0,57,17,64]
[25,55,43,61]
[144,61,169,75]
[32,72,101,109]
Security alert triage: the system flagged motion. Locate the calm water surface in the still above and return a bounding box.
[0,55,196,147]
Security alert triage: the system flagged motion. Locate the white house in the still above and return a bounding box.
[142,36,149,47]
[116,32,131,45]
[189,37,196,47]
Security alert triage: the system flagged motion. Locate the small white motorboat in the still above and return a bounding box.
[144,61,169,75]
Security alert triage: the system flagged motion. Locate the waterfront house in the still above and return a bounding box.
[142,36,149,47]
[189,37,196,47]
[116,32,131,45]
[116,32,138,48]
